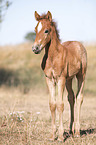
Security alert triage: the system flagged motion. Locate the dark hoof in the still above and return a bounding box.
[69,130,74,137]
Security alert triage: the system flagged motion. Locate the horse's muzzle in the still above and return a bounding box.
[32,45,42,54]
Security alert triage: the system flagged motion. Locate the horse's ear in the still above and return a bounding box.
[46,11,52,21]
[35,11,40,21]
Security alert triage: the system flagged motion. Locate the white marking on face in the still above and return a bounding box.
[37,22,42,32]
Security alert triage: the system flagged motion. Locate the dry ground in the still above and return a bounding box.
[0,42,96,145]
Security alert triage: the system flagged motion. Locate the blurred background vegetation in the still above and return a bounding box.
[25,32,36,42]
[0,43,46,94]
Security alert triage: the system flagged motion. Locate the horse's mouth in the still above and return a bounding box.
[34,49,41,54]
[32,46,44,54]
[33,48,42,54]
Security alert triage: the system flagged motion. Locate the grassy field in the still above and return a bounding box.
[0,42,96,145]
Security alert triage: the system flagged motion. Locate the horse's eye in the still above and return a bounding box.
[44,30,49,33]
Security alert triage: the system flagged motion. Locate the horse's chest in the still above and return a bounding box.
[44,60,62,79]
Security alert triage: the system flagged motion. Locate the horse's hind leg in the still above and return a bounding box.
[75,73,85,137]
[66,78,75,136]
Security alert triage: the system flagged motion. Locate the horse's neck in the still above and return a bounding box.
[41,33,63,71]
[41,37,60,70]
[47,36,61,58]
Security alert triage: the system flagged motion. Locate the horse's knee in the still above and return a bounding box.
[49,102,56,112]
[56,102,64,112]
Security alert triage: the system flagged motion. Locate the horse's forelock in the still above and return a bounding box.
[39,13,48,20]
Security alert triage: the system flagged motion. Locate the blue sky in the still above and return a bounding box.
[0,0,96,45]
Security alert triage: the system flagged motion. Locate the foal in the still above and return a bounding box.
[32,11,87,142]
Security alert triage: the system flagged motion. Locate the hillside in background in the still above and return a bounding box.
[0,42,46,94]
[0,42,96,96]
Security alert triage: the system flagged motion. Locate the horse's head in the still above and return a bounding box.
[32,11,52,54]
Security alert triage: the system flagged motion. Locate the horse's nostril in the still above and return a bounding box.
[32,45,39,53]
[36,46,39,50]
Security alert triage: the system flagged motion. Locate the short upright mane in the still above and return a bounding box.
[39,13,60,41]
[52,20,60,41]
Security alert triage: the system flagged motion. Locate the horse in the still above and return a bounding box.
[32,11,87,142]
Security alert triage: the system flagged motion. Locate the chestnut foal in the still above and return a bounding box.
[32,11,87,142]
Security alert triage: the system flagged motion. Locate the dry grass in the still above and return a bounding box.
[0,42,96,144]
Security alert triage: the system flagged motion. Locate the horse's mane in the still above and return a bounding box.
[39,14,60,41]
[52,21,60,41]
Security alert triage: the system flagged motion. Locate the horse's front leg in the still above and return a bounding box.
[46,77,56,141]
[57,77,65,142]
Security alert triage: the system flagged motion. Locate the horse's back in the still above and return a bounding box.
[62,41,87,76]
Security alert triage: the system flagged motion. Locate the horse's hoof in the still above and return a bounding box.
[69,130,74,137]
[74,132,80,138]
[57,136,64,142]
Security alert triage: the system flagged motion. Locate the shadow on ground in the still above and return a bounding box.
[80,128,96,136]
[64,128,96,142]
